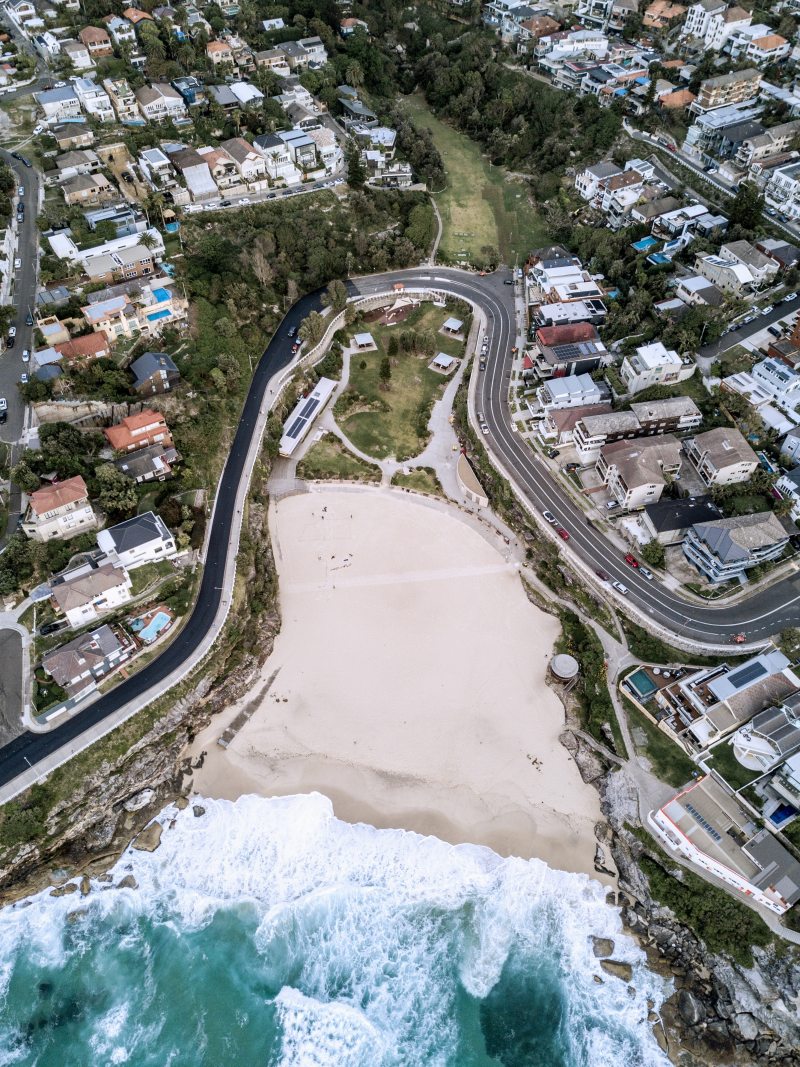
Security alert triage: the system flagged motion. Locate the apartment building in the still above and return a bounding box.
[681,0,751,51]
[695,252,754,293]
[21,476,97,542]
[103,78,139,121]
[764,161,800,222]
[651,776,800,915]
[735,120,800,169]
[596,436,682,510]
[73,78,114,122]
[573,397,702,463]
[683,426,759,486]
[691,68,761,114]
[620,342,684,394]
[683,512,791,582]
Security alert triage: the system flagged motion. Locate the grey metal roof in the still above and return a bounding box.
[104,511,171,553]
[644,495,722,533]
[745,829,800,906]
[130,351,179,387]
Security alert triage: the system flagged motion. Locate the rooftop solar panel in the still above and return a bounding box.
[286,416,307,440]
[727,661,768,689]
[299,396,318,419]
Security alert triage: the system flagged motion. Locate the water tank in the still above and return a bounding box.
[550,654,580,682]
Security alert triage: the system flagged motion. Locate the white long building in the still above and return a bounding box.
[279,377,337,457]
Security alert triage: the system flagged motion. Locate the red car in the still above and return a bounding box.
[557,528,570,541]
[624,553,640,568]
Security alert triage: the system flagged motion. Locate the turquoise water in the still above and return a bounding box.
[0,795,670,1067]
[138,612,171,643]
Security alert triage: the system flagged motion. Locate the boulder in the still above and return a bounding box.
[49,882,77,897]
[677,989,706,1027]
[592,937,615,958]
[123,788,155,813]
[600,959,633,982]
[192,805,206,818]
[132,822,162,853]
[734,1013,761,1042]
[117,874,138,890]
[175,796,189,810]
[79,875,91,897]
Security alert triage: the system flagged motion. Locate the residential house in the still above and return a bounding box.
[52,149,100,180]
[51,123,95,150]
[641,495,723,545]
[695,252,754,293]
[123,7,154,26]
[138,146,174,186]
[97,511,177,571]
[651,775,800,914]
[49,228,164,268]
[219,137,266,182]
[104,409,173,452]
[78,26,113,58]
[61,173,116,206]
[171,75,206,106]
[54,331,110,366]
[684,426,759,486]
[228,82,264,108]
[36,86,81,122]
[751,357,800,412]
[42,624,133,700]
[620,342,685,394]
[536,403,613,446]
[691,68,761,114]
[684,511,791,582]
[643,0,686,29]
[727,26,791,66]
[736,121,800,170]
[339,97,378,127]
[5,0,37,27]
[780,425,800,464]
[675,274,725,307]
[21,476,97,542]
[731,695,800,773]
[756,238,800,272]
[277,128,318,170]
[84,243,155,284]
[104,15,136,46]
[135,83,188,122]
[194,146,239,191]
[596,436,683,510]
[115,442,180,483]
[103,78,140,122]
[764,161,800,222]
[61,39,94,70]
[73,77,114,122]
[305,127,342,174]
[681,1,751,51]
[253,133,297,183]
[340,16,369,35]
[776,467,800,522]
[533,299,608,327]
[50,559,133,628]
[720,240,779,287]
[130,351,180,394]
[206,39,234,67]
[33,32,61,60]
[536,373,608,413]
[528,322,605,379]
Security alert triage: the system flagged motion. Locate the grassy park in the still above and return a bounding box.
[336,305,462,461]
[402,94,548,266]
[391,467,444,496]
[297,435,381,483]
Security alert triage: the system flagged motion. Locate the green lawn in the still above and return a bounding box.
[401,94,548,266]
[336,307,457,460]
[624,698,697,788]
[129,559,177,597]
[705,740,762,792]
[391,466,444,496]
[297,434,381,482]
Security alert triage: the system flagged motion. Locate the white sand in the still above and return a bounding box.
[190,489,611,882]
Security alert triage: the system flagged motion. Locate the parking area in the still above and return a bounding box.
[0,629,23,747]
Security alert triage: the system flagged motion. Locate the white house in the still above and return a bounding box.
[61,38,94,69]
[32,31,61,59]
[35,86,81,122]
[50,559,133,627]
[536,373,606,412]
[73,78,114,122]
[20,476,97,542]
[135,83,188,122]
[764,161,800,223]
[219,137,267,181]
[620,342,684,393]
[96,511,177,570]
[104,15,136,45]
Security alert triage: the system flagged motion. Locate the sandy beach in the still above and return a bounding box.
[190,489,611,881]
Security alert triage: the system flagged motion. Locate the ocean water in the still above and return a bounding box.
[0,794,670,1067]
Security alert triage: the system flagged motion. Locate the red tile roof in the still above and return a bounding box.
[55,330,110,363]
[536,323,599,346]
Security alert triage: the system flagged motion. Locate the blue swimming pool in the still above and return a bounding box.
[627,667,658,699]
[135,611,171,644]
[632,237,658,252]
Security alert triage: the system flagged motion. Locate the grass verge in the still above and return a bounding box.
[391,467,444,496]
[297,435,381,483]
[623,696,696,788]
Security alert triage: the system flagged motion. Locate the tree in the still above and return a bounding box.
[138,230,158,250]
[729,181,764,232]
[298,310,325,346]
[322,279,348,312]
[94,463,138,516]
[387,334,399,357]
[379,355,392,388]
[640,539,666,569]
[345,61,364,89]
[346,144,366,188]
[779,628,800,659]
[10,461,39,494]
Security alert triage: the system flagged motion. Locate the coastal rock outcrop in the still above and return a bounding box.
[132,822,162,853]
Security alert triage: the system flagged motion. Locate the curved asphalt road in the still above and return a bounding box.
[2,266,800,789]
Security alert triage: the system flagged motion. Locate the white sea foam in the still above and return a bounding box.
[0,794,672,1066]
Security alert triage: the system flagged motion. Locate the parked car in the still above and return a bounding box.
[0,397,6,423]
[13,258,20,269]
[784,293,798,303]
[605,500,619,510]
[542,510,557,524]
[8,325,16,338]
[33,123,45,135]
[121,172,134,183]
[761,305,774,317]
[612,580,628,595]
[39,620,68,636]
[556,527,569,541]
[503,278,513,285]
[17,186,23,197]
[595,569,609,582]
[220,199,231,207]
[624,553,640,568]
[546,447,560,459]
[640,567,654,581]
[287,326,297,337]
[19,373,28,384]
[25,312,32,326]
[6,334,14,349]
[21,349,29,363]
[768,325,783,338]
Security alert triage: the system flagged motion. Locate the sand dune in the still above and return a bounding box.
[190,489,611,882]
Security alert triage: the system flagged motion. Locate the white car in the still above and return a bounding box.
[761,305,774,317]
[33,123,45,135]
[481,424,489,436]
[8,325,16,338]
[13,258,20,270]
[17,186,24,196]
[542,510,557,524]
[19,372,28,384]
[612,580,628,595]
[21,349,29,362]
[238,197,250,205]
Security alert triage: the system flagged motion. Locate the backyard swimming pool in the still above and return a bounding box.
[131,610,172,644]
